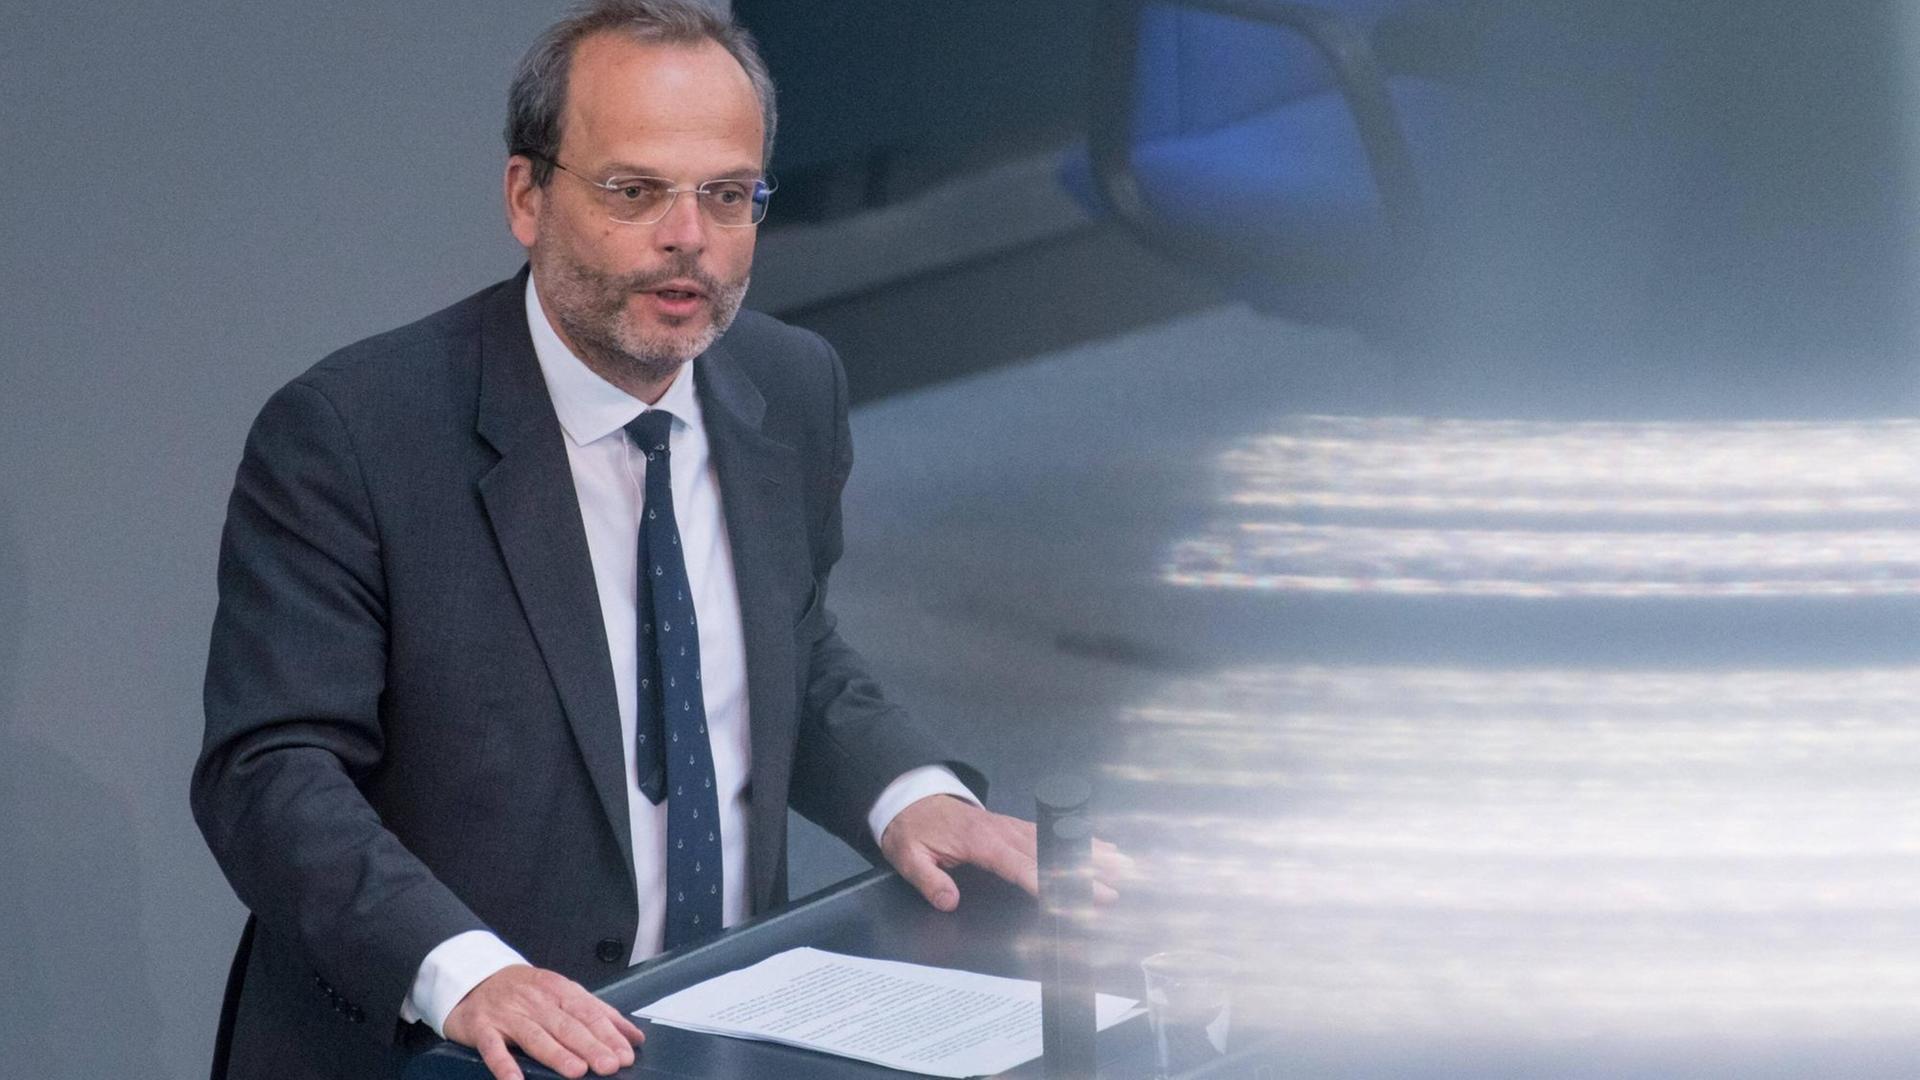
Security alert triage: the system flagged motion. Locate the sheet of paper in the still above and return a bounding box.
[633,946,1143,1078]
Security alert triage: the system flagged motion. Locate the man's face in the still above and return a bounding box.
[507,34,764,391]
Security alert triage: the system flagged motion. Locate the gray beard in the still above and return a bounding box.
[551,296,727,387]
[540,251,748,387]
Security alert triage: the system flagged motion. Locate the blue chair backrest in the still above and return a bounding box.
[1132,0,1416,139]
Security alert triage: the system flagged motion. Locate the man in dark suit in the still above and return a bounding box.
[191,4,1118,1079]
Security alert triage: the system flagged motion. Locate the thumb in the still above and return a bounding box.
[895,847,961,912]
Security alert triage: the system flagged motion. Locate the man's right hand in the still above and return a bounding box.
[443,964,645,1080]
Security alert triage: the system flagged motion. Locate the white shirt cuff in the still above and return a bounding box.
[868,764,981,847]
[401,929,528,1036]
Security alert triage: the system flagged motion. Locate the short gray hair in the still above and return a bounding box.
[505,0,777,185]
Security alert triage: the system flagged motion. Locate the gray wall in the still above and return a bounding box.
[2,4,581,1076]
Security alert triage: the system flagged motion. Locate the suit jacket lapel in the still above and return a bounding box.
[472,272,635,886]
[695,342,801,914]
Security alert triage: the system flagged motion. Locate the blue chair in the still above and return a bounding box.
[1062,0,1471,329]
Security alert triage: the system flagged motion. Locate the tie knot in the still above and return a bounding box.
[625,409,675,455]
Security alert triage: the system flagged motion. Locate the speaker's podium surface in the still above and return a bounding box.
[403,867,1265,1079]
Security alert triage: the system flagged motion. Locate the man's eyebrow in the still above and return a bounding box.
[597,162,765,180]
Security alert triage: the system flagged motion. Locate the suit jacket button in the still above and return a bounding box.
[596,938,624,964]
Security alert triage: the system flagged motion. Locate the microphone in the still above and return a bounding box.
[1036,775,1096,1080]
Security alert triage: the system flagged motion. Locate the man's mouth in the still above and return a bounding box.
[639,285,707,318]
[645,279,707,303]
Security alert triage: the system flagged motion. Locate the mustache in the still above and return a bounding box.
[616,260,725,296]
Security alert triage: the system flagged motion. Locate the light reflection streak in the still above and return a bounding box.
[1093,664,1920,1039]
[1222,416,1920,517]
[1167,417,1920,597]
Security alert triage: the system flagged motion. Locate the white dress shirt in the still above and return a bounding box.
[399,278,976,1034]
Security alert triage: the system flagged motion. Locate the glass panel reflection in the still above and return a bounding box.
[1167,417,1920,597]
[1095,664,1920,1041]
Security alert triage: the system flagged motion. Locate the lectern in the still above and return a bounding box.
[400,866,1272,1078]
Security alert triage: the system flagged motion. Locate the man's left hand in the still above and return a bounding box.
[879,795,1130,912]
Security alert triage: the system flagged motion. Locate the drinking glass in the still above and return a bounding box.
[1140,950,1235,1078]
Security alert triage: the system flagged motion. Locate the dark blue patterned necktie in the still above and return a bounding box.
[625,408,723,949]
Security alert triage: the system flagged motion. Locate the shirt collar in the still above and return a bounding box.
[525,274,703,447]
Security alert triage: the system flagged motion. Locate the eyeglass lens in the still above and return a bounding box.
[604,179,768,226]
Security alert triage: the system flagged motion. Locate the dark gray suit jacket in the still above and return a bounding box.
[191,269,982,1079]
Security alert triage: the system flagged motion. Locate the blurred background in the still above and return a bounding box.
[4,1,1919,1076]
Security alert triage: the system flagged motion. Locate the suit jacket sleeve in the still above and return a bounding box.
[782,333,988,856]
[191,378,487,1040]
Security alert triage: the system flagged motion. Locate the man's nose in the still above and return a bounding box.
[654,189,708,252]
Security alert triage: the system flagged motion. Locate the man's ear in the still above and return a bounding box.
[505,155,543,249]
